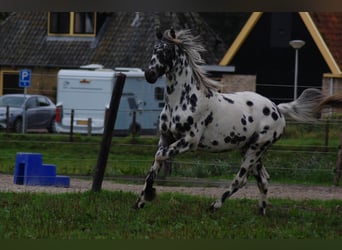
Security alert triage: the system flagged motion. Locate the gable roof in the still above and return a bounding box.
[219,12,342,77]
[0,12,227,69]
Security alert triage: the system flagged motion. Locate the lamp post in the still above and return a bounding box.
[289,40,305,100]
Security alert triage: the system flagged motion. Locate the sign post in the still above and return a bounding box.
[19,69,31,134]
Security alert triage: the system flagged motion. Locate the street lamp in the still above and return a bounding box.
[289,40,305,100]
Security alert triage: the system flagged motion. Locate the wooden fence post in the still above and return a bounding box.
[334,133,342,186]
[92,73,126,192]
[87,118,92,136]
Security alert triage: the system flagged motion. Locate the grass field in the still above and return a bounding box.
[1,121,342,239]
[0,119,340,185]
[0,191,342,239]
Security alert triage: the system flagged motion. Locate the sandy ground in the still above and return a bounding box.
[1,173,342,201]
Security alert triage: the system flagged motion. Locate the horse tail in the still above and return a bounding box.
[277,88,324,122]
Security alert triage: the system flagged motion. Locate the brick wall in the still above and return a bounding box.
[220,74,256,93]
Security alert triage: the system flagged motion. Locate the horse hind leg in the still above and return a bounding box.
[252,159,270,215]
[209,150,257,212]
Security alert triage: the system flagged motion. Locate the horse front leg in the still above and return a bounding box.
[134,137,195,209]
[134,159,163,209]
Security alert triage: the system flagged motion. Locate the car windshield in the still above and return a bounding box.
[0,96,26,108]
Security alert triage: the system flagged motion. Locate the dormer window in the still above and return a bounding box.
[48,12,98,36]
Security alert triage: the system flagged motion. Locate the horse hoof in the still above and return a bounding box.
[144,187,156,201]
[259,207,266,216]
[208,203,219,213]
[208,200,222,212]
[132,199,145,210]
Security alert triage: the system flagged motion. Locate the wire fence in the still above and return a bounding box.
[0,117,341,186]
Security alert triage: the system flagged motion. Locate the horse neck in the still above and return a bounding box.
[165,64,202,107]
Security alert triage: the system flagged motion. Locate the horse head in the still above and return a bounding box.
[145,28,179,84]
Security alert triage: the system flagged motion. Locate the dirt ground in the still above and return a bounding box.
[1,174,342,201]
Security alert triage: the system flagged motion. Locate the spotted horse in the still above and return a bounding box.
[134,28,325,215]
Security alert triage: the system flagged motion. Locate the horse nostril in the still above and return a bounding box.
[145,70,157,84]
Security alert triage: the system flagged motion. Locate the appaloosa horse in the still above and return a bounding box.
[134,28,325,215]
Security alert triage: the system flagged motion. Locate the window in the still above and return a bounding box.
[154,87,164,101]
[74,13,95,34]
[49,12,70,34]
[48,12,98,36]
[1,71,22,95]
[37,96,50,107]
[26,97,37,109]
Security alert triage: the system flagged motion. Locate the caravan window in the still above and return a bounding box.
[154,87,164,101]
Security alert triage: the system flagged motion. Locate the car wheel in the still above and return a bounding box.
[13,118,22,133]
[48,117,56,133]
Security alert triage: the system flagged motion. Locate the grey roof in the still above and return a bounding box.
[0,12,227,70]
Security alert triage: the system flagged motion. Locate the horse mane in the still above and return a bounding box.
[163,29,222,91]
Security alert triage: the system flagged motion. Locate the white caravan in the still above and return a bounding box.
[55,65,165,135]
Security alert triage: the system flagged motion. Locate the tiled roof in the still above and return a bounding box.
[311,12,342,71]
[0,12,227,69]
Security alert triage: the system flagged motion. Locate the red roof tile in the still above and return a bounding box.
[311,12,342,71]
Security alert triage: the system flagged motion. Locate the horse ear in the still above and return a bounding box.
[156,27,163,40]
[170,27,176,39]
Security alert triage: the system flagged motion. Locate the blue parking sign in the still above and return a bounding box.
[19,69,31,87]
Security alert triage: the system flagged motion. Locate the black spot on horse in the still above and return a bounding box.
[248,116,254,123]
[161,114,168,121]
[273,131,278,140]
[175,123,183,132]
[190,94,197,112]
[223,96,234,104]
[179,90,186,104]
[224,136,231,143]
[260,125,270,134]
[230,135,246,144]
[276,106,282,117]
[212,140,219,146]
[204,112,214,126]
[183,122,191,131]
[167,85,175,95]
[184,83,191,94]
[241,117,247,126]
[187,116,194,125]
[263,107,271,116]
[161,123,168,132]
[238,168,247,178]
[246,101,254,106]
[206,88,214,98]
[271,112,278,121]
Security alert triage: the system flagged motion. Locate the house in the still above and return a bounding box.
[219,12,342,103]
[0,12,228,101]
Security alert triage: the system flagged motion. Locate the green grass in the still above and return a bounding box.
[0,191,341,239]
[1,122,342,239]
[0,120,341,185]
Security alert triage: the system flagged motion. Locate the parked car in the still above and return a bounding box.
[0,94,56,133]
